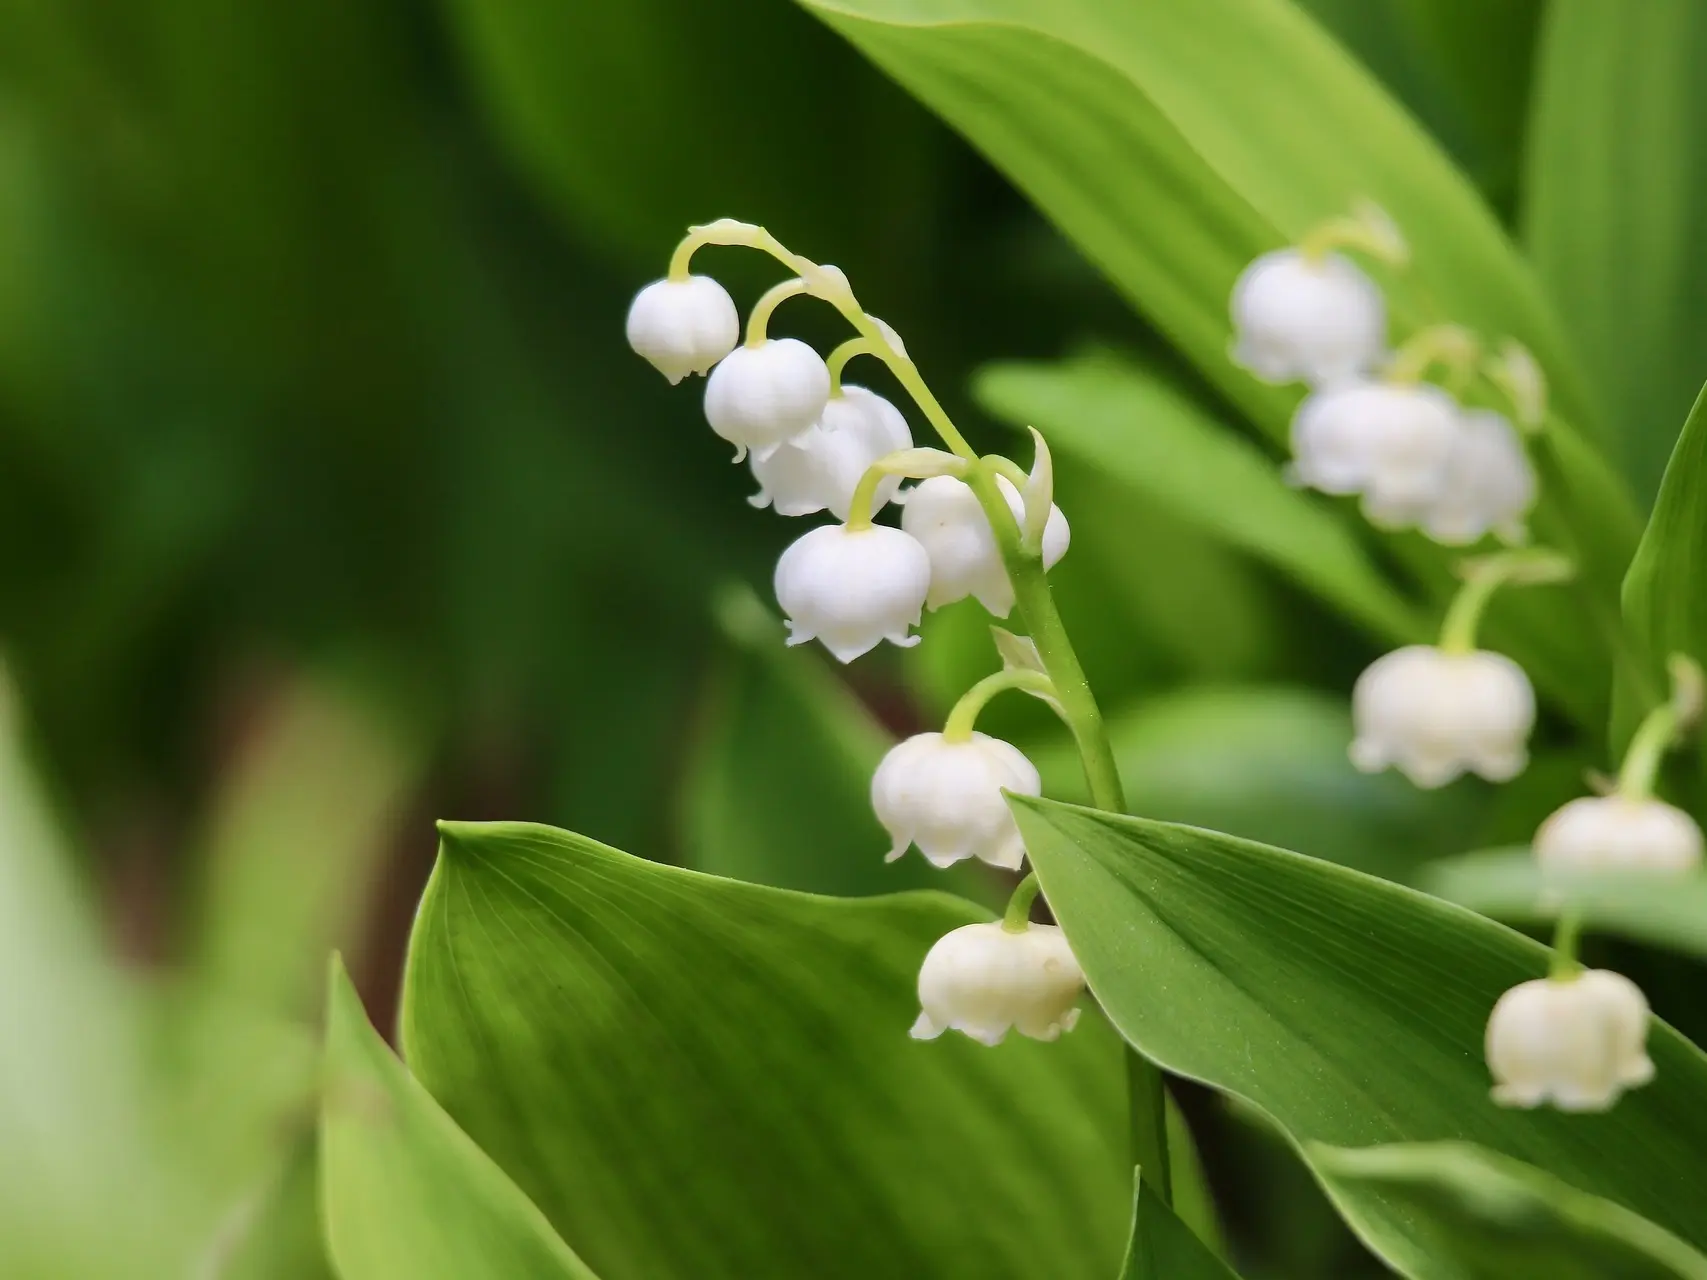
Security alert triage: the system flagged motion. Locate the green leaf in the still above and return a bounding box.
[1011,797,1707,1275]
[1525,2,1707,498]
[1621,384,1707,735]
[1421,847,1707,962]
[1298,0,1541,211]
[974,352,1424,643]
[681,586,990,901]
[1119,1171,1243,1280]
[1312,1142,1707,1279]
[320,958,599,1280]
[1034,686,1479,882]
[401,822,1130,1279]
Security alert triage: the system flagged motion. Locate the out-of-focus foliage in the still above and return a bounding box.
[3,0,1707,1275]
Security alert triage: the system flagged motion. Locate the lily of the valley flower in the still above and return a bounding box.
[704,337,831,462]
[900,475,1068,616]
[910,921,1084,1046]
[1419,408,1536,547]
[1290,380,1461,528]
[773,523,931,662]
[871,730,1040,870]
[1486,969,1654,1112]
[749,386,912,519]
[1535,795,1703,875]
[1229,249,1387,387]
[624,275,740,384]
[1349,644,1534,788]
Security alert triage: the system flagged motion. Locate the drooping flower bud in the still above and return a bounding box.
[1535,795,1703,875]
[1420,409,1536,547]
[899,475,1068,616]
[1486,969,1654,1111]
[910,922,1084,1046]
[1290,381,1461,528]
[704,338,831,462]
[625,276,740,384]
[1230,249,1387,387]
[749,386,913,518]
[871,730,1041,871]
[773,523,931,663]
[1349,645,1534,788]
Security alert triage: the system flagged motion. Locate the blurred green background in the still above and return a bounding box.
[8,0,1695,1275]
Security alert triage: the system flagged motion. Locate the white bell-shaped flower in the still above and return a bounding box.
[704,337,831,462]
[625,276,740,384]
[910,922,1084,1046]
[899,475,1068,616]
[1291,380,1461,528]
[1420,409,1536,546]
[1230,249,1387,386]
[1535,795,1703,875]
[871,730,1041,871]
[773,523,930,663]
[1486,969,1654,1111]
[1350,645,1534,788]
[749,386,912,518]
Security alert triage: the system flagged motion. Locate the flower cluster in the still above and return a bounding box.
[1231,205,1702,1114]
[628,220,1084,1047]
[1231,204,1536,547]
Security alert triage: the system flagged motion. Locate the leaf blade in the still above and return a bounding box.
[1012,796,1707,1275]
[401,821,1130,1279]
[320,959,598,1280]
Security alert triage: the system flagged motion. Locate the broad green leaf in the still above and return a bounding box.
[681,586,989,901]
[1421,847,1707,962]
[1313,1142,1707,1279]
[1011,797,1707,1275]
[974,352,1424,642]
[1299,0,1541,211]
[1621,384,1707,740]
[1119,1171,1242,1280]
[1525,2,1707,498]
[320,959,598,1280]
[402,822,1130,1279]
[1034,686,1478,882]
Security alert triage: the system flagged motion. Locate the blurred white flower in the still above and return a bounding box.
[1420,408,1536,546]
[749,386,912,519]
[1535,795,1703,875]
[899,475,1068,616]
[910,922,1084,1046]
[1349,644,1534,788]
[773,523,930,662]
[1230,249,1387,386]
[871,730,1040,871]
[704,337,831,462]
[1290,380,1461,528]
[1486,969,1653,1111]
[624,275,740,384]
